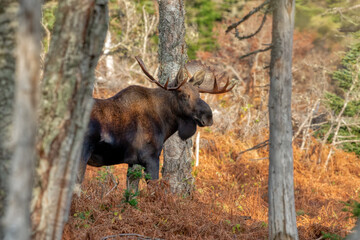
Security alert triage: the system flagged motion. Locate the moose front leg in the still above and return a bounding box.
[144,158,160,181]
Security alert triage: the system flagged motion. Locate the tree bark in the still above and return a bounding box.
[346,219,360,240]
[31,1,108,239]
[157,0,194,195]
[2,1,41,239]
[268,0,298,239]
[0,1,17,238]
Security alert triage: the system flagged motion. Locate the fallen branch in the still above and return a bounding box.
[334,139,360,145]
[101,233,164,240]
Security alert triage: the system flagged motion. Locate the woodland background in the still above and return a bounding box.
[59,0,360,239]
[2,0,360,239]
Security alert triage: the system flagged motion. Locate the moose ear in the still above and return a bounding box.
[189,70,205,87]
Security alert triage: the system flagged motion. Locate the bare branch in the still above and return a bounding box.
[292,99,320,142]
[322,4,360,16]
[239,46,272,60]
[238,139,269,156]
[234,6,270,40]
[334,140,360,145]
[226,0,270,33]
[101,233,164,240]
[249,157,268,161]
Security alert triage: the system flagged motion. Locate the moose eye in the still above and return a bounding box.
[180,93,190,101]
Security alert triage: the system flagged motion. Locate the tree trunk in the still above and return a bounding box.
[346,219,360,240]
[157,0,194,195]
[268,0,298,239]
[0,1,17,238]
[31,1,108,239]
[2,1,41,239]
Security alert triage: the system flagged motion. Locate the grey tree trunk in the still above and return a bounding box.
[31,1,108,239]
[157,0,194,195]
[0,1,17,238]
[268,0,298,239]
[2,1,41,239]
[346,219,360,240]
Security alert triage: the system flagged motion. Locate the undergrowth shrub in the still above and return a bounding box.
[321,231,343,240]
[124,165,150,207]
[122,189,139,207]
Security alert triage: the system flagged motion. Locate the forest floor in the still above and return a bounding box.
[63,129,360,240]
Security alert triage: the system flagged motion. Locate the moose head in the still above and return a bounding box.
[135,56,234,139]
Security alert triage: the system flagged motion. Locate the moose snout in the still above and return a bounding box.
[201,113,213,126]
[194,99,213,127]
[194,111,213,127]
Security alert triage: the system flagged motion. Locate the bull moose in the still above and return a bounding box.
[76,57,234,185]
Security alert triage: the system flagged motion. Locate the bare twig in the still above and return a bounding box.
[104,167,119,197]
[40,21,51,52]
[238,140,269,155]
[103,41,131,55]
[141,5,157,60]
[292,99,320,144]
[322,4,360,16]
[253,84,270,88]
[334,139,360,145]
[317,112,335,164]
[227,65,242,82]
[249,157,268,161]
[239,46,272,60]
[226,0,270,33]
[234,6,270,40]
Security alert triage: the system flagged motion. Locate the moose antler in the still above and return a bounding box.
[184,60,235,94]
[135,56,188,91]
[198,71,235,94]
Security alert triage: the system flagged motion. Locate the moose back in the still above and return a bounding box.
[76,57,234,183]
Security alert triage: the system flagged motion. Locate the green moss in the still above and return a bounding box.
[42,3,57,31]
[42,2,57,52]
